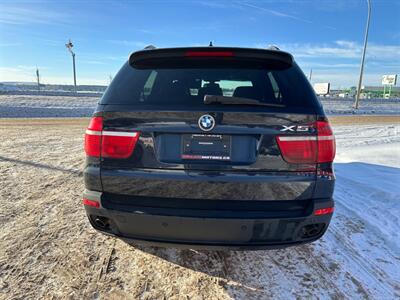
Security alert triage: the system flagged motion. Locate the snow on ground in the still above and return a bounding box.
[327,124,400,297]
[0,94,399,117]
[0,95,98,117]
[224,123,400,299]
[322,98,400,115]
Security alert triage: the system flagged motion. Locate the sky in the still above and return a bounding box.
[0,0,399,88]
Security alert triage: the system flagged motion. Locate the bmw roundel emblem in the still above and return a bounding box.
[198,114,215,131]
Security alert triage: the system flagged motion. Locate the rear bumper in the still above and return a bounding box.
[83,190,333,250]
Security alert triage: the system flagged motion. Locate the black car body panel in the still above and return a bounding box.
[83,47,335,249]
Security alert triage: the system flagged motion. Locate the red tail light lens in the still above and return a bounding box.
[276,120,335,164]
[84,117,103,157]
[84,116,140,159]
[276,136,317,164]
[185,51,234,57]
[101,132,139,159]
[314,207,334,216]
[83,198,100,208]
[87,116,103,131]
[316,121,336,163]
[85,134,101,157]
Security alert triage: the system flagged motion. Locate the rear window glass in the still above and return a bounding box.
[101,62,317,108]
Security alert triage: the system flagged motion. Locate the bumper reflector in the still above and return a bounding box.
[83,198,100,208]
[314,207,334,216]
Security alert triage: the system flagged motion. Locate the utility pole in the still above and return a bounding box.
[309,69,313,81]
[36,67,40,92]
[65,39,77,93]
[354,0,371,109]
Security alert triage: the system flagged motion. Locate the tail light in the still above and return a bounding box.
[276,119,335,164]
[84,116,140,159]
[314,207,334,216]
[84,117,102,157]
[101,132,139,159]
[316,120,336,163]
[83,198,100,208]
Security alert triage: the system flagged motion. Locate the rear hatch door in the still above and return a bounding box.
[98,47,321,202]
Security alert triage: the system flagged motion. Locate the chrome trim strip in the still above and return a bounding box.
[85,129,101,135]
[318,136,335,141]
[102,131,138,137]
[278,136,317,141]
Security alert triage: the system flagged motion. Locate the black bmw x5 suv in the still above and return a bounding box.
[83,47,335,250]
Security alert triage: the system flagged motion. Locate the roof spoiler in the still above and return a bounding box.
[129,47,294,68]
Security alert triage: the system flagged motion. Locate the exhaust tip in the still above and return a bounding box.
[301,223,325,239]
[92,216,110,230]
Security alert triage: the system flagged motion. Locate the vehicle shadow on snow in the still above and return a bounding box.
[126,241,323,296]
[334,161,400,179]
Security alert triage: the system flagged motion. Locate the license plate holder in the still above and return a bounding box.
[181,134,231,161]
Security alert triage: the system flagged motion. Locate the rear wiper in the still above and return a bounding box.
[204,95,285,107]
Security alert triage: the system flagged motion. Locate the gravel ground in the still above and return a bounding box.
[0,122,225,299]
[0,117,399,299]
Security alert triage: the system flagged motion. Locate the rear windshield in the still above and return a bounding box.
[101,61,318,108]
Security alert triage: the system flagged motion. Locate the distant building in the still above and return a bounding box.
[362,86,400,92]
